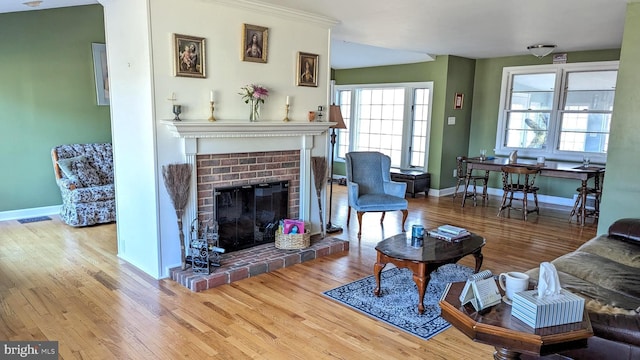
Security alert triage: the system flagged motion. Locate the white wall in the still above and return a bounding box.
[102,0,335,278]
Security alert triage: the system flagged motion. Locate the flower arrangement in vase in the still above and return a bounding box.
[239,84,269,121]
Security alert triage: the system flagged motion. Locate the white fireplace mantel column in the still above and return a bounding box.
[161,120,334,233]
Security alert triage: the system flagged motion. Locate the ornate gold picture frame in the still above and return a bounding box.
[297,52,318,87]
[173,33,206,78]
[242,24,268,63]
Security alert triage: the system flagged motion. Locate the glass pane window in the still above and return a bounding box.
[559,70,615,153]
[410,88,430,167]
[564,71,617,111]
[558,113,611,153]
[504,112,549,149]
[356,88,405,166]
[336,90,351,159]
[510,73,556,110]
[335,82,433,170]
[496,62,618,162]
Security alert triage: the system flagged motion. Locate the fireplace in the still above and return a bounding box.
[161,121,334,243]
[163,121,349,291]
[216,180,289,253]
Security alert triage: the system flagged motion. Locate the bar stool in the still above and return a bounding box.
[454,156,489,206]
[498,165,540,221]
[570,172,604,224]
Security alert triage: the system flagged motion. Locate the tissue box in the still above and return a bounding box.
[511,289,585,328]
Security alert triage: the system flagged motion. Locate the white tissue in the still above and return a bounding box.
[537,262,562,298]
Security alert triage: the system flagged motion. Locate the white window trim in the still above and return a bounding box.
[334,81,434,170]
[495,61,618,164]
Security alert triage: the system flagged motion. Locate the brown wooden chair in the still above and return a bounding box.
[498,165,540,221]
[570,171,604,224]
[453,156,489,206]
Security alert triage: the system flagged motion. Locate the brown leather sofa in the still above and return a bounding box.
[526,218,640,359]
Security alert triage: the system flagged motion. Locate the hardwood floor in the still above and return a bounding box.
[0,187,598,359]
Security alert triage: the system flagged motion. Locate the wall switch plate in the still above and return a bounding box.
[448,116,456,125]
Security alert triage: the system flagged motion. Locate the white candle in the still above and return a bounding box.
[286,96,290,105]
[210,90,214,102]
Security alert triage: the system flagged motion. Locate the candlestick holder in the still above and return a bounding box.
[172,104,182,121]
[283,104,290,122]
[208,101,216,122]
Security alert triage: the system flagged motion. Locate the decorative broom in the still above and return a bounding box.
[162,163,192,270]
[311,156,328,237]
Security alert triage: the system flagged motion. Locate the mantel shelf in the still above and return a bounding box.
[161,120,335,139]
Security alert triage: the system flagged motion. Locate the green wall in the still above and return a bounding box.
[598,2,640,233]
[441,56,476,189]
[0,5,111,212]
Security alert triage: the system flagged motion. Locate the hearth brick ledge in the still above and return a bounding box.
[170,236,349,292]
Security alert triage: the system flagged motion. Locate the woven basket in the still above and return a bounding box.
[275,230,311,249]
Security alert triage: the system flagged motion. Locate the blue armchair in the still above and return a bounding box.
[345,152,408,238]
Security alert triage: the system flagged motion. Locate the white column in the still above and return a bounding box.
[299,135,314,222]
[184,138,198,245]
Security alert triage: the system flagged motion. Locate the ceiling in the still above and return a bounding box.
[1,0,629,69]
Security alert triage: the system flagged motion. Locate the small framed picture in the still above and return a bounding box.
[454,92,464,109]
[242,24,268,63]
[91,43,109,106]
[297,52,319,87]
[173,33,206,78]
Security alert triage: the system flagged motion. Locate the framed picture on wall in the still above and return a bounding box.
[91,43,109,106]
[296,52,318,87]
[173,33,206,78]
[242,24,268,63]
[454,92,464,109]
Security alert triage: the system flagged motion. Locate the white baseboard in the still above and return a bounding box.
[433,187,574,207]
[0,205,61,222]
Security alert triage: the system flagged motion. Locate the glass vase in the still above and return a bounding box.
[249,99,260,122]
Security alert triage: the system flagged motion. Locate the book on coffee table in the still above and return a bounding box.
[428,228,471,242]
[428,224,471,242]
[438,224,468,236]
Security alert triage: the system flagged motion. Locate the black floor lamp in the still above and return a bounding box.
[327,104,347,233]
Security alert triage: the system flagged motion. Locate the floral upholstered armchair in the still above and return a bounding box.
[51,143,116,227]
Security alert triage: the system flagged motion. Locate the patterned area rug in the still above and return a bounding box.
[323,264,473,340]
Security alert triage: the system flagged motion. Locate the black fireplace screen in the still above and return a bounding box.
[215,181,289,253]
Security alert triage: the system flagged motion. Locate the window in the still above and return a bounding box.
[496,61,618,163]
[335,82,433,170]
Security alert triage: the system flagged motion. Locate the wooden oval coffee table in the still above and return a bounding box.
[374,232,485,314]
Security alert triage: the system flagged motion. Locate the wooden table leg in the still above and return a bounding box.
[411,263,428,314]
[373,252,386,296]
[461,169,472,208]
[472,249,483,273]
[493,347,521,360]
[579,179,588,226]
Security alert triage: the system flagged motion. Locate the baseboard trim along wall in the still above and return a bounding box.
[437,187,575,208]
[0,205,61,222]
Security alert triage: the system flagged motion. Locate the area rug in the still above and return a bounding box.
[322,263,474,340]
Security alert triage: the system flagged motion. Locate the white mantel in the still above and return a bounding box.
[161,120,335,139]
[161,120,333,234]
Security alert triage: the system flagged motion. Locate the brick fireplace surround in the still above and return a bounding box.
[163,121,349,292]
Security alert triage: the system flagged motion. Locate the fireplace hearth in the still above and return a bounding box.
[170,235,349,292]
